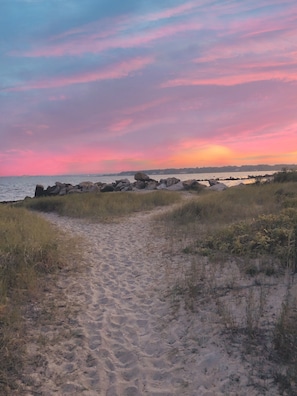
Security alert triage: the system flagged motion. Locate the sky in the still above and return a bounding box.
[1,0,297,176]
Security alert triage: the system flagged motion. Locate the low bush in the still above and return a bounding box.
[199,210,297,268]
[273,169,297,183]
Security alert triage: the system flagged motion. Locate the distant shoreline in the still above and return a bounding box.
[0,172,275,204]
[111,164,296,177]
[1,164,296,179]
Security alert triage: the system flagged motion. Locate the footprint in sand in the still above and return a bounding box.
[19,208,283,396]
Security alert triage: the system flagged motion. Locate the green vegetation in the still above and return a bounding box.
[0,204,77,394]
[273,169,297,183]
[0,190,180,393]
[160,175,297,393]
[163,181,297,270]
[19,190,181,220]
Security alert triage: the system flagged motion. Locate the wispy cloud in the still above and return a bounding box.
[7,56,154,91]
[2,0,297,175]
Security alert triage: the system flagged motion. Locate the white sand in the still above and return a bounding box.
[19,205,287,395]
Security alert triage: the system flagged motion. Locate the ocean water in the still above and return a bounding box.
[0,171,276,202]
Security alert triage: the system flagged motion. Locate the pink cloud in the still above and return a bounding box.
[144,1,199,21]
[121,97,172,115]
[162,69,297,87]
[7,56,154,91]
[15,18,202,58]
[109,118,133,133]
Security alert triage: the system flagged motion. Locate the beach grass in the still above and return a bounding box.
[19,190,181,220]
[158,177,297,393]
[0,190,180,392]
[162,181,297,265]
[3,173,297,393]
[0,204,78,394]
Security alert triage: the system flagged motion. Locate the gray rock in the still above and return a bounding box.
[164,177,180,187]
[79,181,95,192]
[59,187,67,196]
[114,178,131,191]
[166,181,185,191]
[134,172,150,181]
[100,184,115,192]
[183,179,206,191]
[208,179,220,186]
[134,180,146,189]
[146,180,158,190]
[35,184,45,197]
[209,182,228,191]
[157,182,167,190]
[48,182,65,195]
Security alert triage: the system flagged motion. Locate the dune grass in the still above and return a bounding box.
[159,178,297,393]
[162,181,297,268]
[1,190,180,392]
[0,204,78,394]
[19,190,181,220]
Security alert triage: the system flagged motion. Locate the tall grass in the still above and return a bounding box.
[159,179,297,393]
[163,182,297,226]
[0,204,77,394]
[162,182,297,264]
[20,190,181,220]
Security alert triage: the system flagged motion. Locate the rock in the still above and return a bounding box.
[134,180,146,189]
[164,177,180,187]
[100,184,115,192]
[166,181,185,191]
[47,182,64,195]
[134,172,150,181]
[59,187,67,196]
[114,179,131,191]
[208,179,220,186]
[79,181,95,192]
[209,182,228,191]
[183,179,206,191]
[35,184,45,197]
[157,182,167,190]
[146,180,158,190]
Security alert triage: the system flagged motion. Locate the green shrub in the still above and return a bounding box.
[274,169,297,183]
[199,209,297,265]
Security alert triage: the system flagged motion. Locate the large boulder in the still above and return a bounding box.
[166,181,185,191]
[46,182,64,195]
[100,183,115,192]
[35,184,45,197]
[134,172,150,181]
[114,178,132,191]
[146,180,158,190]
[79,181,95,192]
[134,180,146,189]
[163,177,180,187]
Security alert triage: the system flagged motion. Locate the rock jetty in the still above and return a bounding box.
[34,172,216,197]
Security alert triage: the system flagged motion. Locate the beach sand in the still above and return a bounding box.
[19,204,286,395]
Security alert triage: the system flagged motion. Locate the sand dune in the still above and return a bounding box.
[19,206,282,395]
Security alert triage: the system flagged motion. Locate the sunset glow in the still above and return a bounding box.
[1,1,297,176]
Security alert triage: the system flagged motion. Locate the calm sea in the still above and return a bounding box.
[0,171,276,202]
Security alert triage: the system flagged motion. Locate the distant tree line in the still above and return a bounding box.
[115,164,297,177]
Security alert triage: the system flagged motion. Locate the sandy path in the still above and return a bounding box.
[20,207,282,396]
